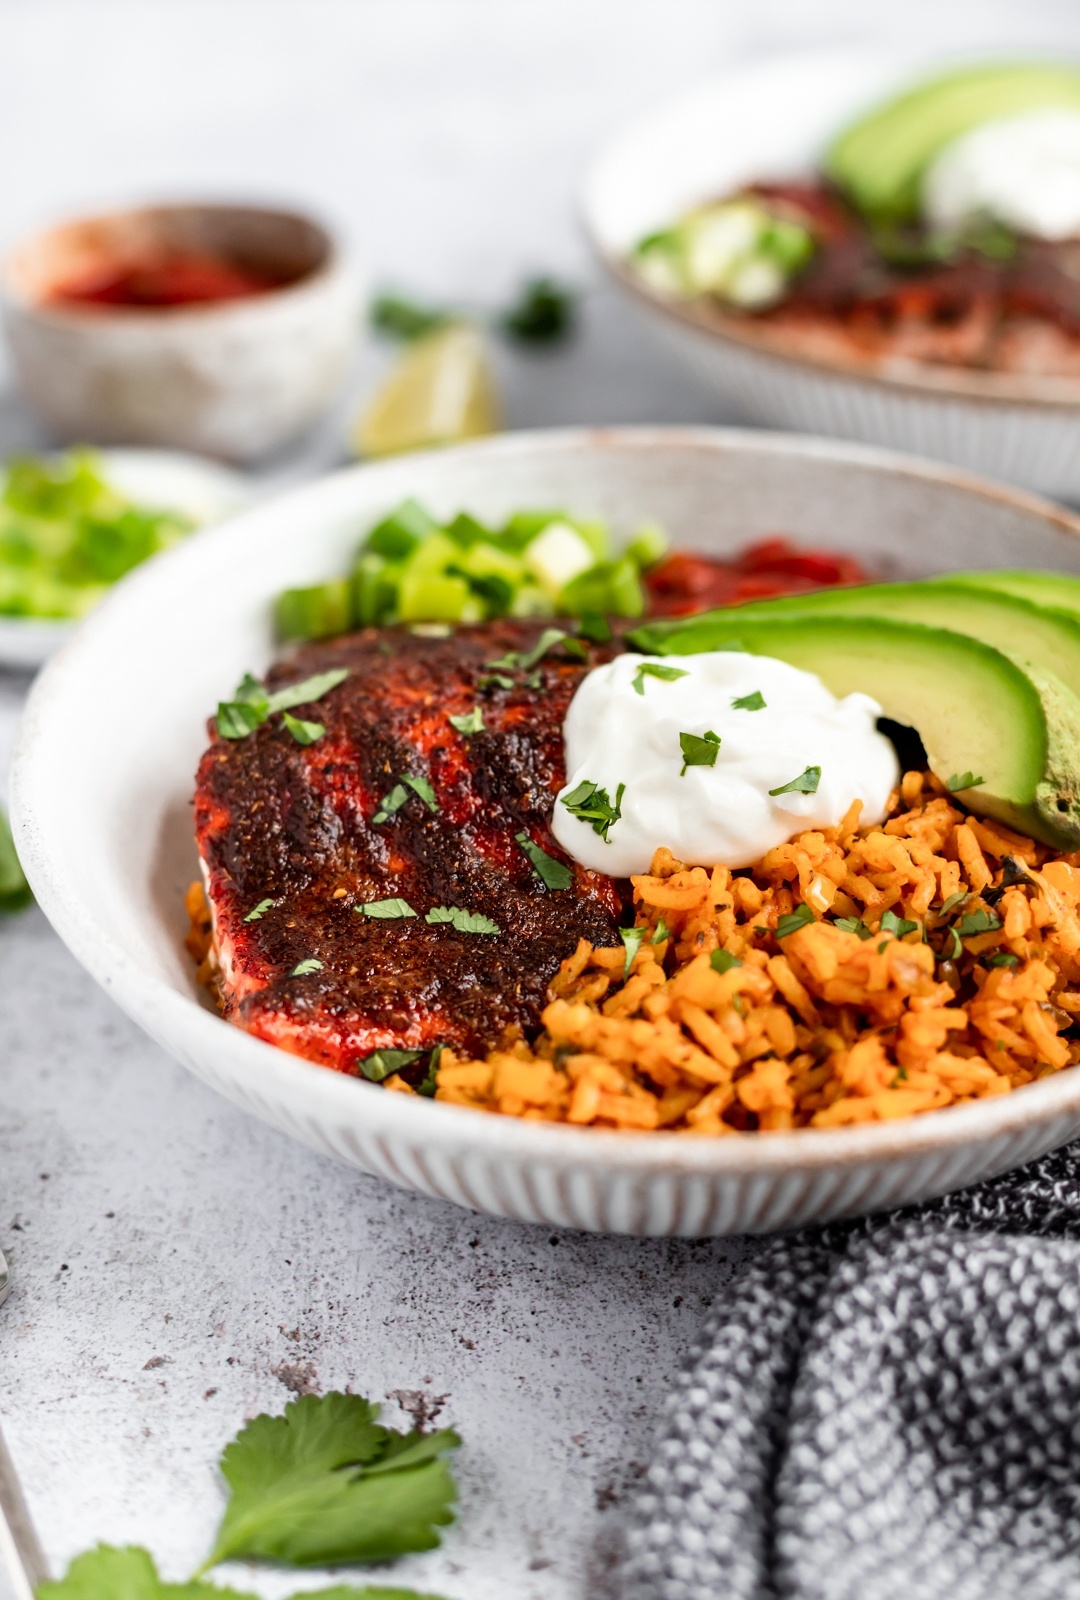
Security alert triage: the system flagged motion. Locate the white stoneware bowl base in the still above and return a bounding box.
[14,427,1080,1235]
[584,49,1080,501]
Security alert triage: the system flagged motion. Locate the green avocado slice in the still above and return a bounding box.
[950,569,1080,620]
[626,612,1080,849]
[707,580,1080,700]
[825,62,1080,223]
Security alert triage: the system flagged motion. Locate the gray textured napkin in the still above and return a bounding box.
[624,1145,1080,1600]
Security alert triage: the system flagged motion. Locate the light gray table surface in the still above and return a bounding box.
[3,2,1080,1596]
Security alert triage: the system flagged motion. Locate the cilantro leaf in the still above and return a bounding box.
[282,712,325,746]
[946,771,985,793]
[501,276,576,344]
[939,891,970,916]
[372,776,437,824]
[425,906,500,934]
[619,925,646,977]
[652,917,672,944]
[244,898,275,923]
[955,908,1003,938]
[448,707,485,735]
[266,668,349,716]
[632,662,689,696]
[710,949,743,974]
[776,904,815,938]
[290,958,324,976]
[769,765,821,796]
[679,730,720,776]
[486,628,570,675]
[941,926,962,962]
[986,950,1020,969]
[358,1049,424,1083]
[415,1045,443,1098]
[515,830,573,890]
[477,672,516,691]
[833,916,871,940]
[358,899,417,920]
[402,775,438,812]
[38,1544,252,1599]
[577,613,612,644]
[371,291,455,342]
[731,690,765,711]
[203,1392,460,1569]
[217,700,265,740]
[880,908,919,939]
[0,804,31,912]
[560,779,624,842]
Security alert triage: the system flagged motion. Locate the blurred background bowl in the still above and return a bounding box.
[583,47,1080,501]
[0,201,364,464]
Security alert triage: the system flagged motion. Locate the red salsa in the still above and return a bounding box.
[644,538,867,617]
[46,251,290,310]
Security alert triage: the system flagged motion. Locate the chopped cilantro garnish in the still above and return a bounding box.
[877,940,889,954]
[620,925,647,976]
[679,730,720,776]
[266,668,349,715]
[486,628,570,675]
[372,775,438,823]
[358,1047,425,1083]
[358,898,418,920]
[217,699,264,740]
[731,690,765,711]
[502,276,576,344]
[202,1390,461,1569]
[371,289,455,341]
[217,668,347,741]
[577,613,612,644]
[776,904,814,938]
[632,662,689,696]
[939,890,970,916]
[477,672,516,691]
[955,908,1002,938]
[560,779,625,842]
[416,1044,444,1097]
[880,908,919,939]
[290,958,323,976]
[986,951,1020,969]
[449,707,485,735]
[769,766,821,797]
[425,905,500,934]
[710,949,743,974]
[281,711,325,746]
[946,771,985,792]
[653,917,672,944]
[243,898,275,922]
[941,927,962,962]
[834,916,871,940]
[515,830,572,890]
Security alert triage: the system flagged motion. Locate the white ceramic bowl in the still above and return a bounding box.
[0,448,250,671]
[2,202,363,464]
[583,49,1080,501]
[14,427,1080,1237]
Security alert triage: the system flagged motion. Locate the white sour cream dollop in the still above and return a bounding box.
[923,108,1080,241]
[551,652,899,876]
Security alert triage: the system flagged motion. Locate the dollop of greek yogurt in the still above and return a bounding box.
[550,652,899,876]
[923,108,1080,241]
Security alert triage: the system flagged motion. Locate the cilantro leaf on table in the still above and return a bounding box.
[39,1543,451,1600]
[201,1392,460,1571]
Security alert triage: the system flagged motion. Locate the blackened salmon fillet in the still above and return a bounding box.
[193,619,626,1075]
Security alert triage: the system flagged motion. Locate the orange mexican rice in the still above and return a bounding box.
[421,770,1080,1133]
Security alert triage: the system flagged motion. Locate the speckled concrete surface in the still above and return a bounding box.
[3,2,1079,1594]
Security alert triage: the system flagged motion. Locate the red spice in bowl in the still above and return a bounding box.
[46,250,292,310]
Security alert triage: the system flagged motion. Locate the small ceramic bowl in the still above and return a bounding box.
[0,447,250,671]
[583,48,1080,501]
[1,202,363,464]
[14,427,1080,1237]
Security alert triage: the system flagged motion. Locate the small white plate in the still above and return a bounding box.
[14,427,1080,1236]
[0,448,249,670]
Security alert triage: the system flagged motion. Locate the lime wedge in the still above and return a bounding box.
[355,324,501,458]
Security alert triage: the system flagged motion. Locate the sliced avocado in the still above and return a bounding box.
[950,569,1080,619]
[712,580,1080,699]
[626,612,1080,849]
[825,62,1080,222]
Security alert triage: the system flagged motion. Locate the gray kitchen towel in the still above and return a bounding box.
[624,1144,1080,1600]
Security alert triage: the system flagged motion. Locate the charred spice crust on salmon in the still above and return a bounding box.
[193,618,629,1084]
